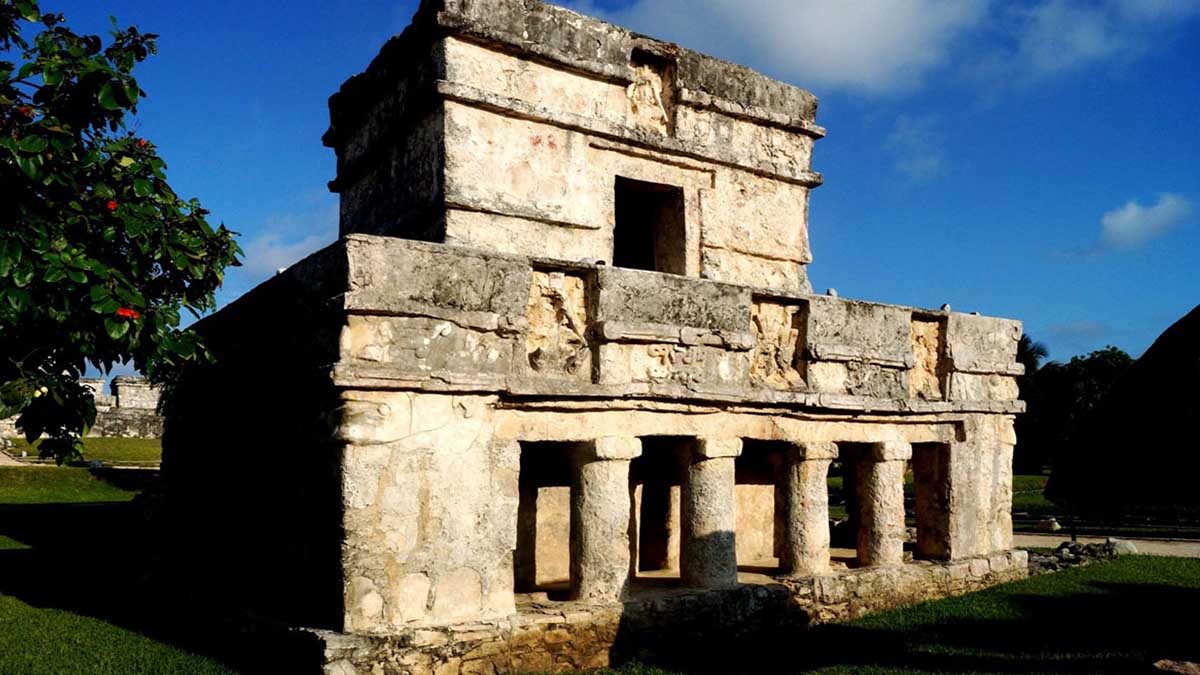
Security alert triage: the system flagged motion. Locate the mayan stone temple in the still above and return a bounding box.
[165,1,1027,672]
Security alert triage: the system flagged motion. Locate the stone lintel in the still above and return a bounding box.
[868,440,913,462]
[693,437,743,460]
[585,436,643,461]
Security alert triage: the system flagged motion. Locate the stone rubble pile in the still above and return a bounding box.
[1026,538,1138,575]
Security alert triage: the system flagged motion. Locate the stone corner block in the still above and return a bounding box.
[791,441,838,461]
[694,437,743,459]
[588,436,643,461]
[869,440,912,462]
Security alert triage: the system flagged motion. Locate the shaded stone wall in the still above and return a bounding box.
[314,550,1028,675]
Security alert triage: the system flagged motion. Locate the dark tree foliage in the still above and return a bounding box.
[1014,342,1133,474]
[1048,305,1200,513]
[0,0,241,462]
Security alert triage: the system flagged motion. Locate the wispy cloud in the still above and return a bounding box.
[227,197,338,296]
[1100,193,1193,249]
[565,0,1200,96]
[886,115,944,181]
[567,0,988,94]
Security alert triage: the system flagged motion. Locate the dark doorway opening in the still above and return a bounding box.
[613,176,686,275]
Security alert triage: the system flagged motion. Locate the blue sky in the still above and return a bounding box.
[50,0,1200,370]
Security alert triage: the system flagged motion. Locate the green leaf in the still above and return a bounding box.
[89,285,109,301]
[66,268,87,283]
[133,178,152,197]
[16,155,40,180]
[104,318,130,340]
[44,267,67,283]
[15,1,40,21]
[18,136,48,153]
[98,82,121,111]
[12,265,33,287]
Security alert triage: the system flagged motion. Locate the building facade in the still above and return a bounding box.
[165,1,1026,672]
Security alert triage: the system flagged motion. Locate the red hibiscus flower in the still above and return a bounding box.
[106,200,118,211]
[17,106,33,118]
[137,138,148,148]
[116,307,140,320]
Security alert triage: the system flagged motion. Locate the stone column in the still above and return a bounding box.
[570,437,641,602]
[857,441,912,567]
[681,437,741,589]
[514,473,539,591]
[781,441,839,576]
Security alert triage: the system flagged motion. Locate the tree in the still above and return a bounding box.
[1012,334,1050,473]
[1015,342,1133,474]
[1,0,241,462]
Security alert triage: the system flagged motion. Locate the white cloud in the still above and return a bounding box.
[235,202,338,280]
[1100,193,1193,249]
[886,115,944,180]
[570,0,989,94]
[566,0,1199,95]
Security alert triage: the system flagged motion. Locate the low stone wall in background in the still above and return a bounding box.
[0,376,163,440]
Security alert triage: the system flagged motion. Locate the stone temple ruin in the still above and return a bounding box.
[165,1,1027,672]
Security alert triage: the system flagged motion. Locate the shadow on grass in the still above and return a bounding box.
[0,493,315,674]
[605,561,1200,675]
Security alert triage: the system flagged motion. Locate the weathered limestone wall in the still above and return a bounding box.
[315,550,1028,675]
[325,0,825,294]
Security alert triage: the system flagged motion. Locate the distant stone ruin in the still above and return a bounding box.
[165,1,1026,672]
[0,376,162,440]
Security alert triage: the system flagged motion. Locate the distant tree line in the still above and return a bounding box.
[1012,336,1134,475]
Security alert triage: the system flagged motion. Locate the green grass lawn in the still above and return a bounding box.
[0,595,235,675]
[0,465,234,674]
[0,466,138,504]
[553,555,1200,675]
[9,436,162,466]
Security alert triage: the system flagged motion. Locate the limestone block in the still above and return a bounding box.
[947,372,1019,401]
[525,270,592,382]
[806,360,907,399]
[698,169,812,264]
[570,456,634,602]
[341,316,513,384]
[681,454,738,588]
[749,299,806,390]
[344,237,529,324]
[594,342,748,389]
[700,247,810,295]
[908,319,946,400]
[805,297,913,367]
[111,376,160,410]
[339,393,516,631]
[945,313,1023,374]
[595,267,751,334]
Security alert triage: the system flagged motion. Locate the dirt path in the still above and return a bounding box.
[0,450,24,466]
[1015,532,1200,558]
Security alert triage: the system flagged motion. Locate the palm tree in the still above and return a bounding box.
[1017,334,1049,374]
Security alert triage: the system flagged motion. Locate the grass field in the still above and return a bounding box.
[9,436,162,466]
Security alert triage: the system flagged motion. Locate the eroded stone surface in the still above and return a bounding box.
[164,2,1027,672]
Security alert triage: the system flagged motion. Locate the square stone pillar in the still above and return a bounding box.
[570,437,641,602]
[857,441,911,567]
[681,437,741,589]
[781,441,838,577]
